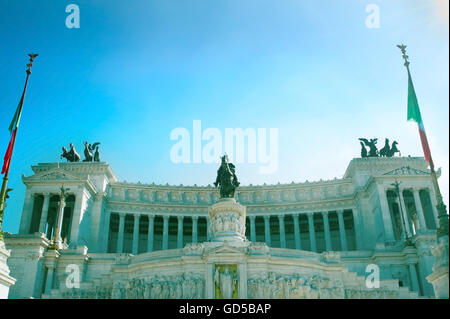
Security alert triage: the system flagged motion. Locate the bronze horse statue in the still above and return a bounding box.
[379,138,401,157]
[61,143,80,162]
[214,155,240,198]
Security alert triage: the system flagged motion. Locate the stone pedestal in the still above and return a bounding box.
[427,236,449,299]
[0,240,16,299]
[208,198,246,242]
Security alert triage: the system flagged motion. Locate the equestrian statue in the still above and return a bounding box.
[214,155,240,198]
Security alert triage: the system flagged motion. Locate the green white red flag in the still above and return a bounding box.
[406,68,433,167]
[1,94,25,174]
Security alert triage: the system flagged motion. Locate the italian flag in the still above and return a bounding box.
[1,95,24,174]
[406,68,433,167]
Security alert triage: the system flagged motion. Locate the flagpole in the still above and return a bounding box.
[0,53,38,241]
[397,45,449,239]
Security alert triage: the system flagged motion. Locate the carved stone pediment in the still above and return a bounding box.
[24,167,82,182]
[382,166,430,176]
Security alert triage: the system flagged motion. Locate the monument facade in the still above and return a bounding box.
[3,156,447,298]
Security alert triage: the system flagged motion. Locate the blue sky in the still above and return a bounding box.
[0,0,448,233]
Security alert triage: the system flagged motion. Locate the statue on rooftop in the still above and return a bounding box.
[61,143,81,162]
[359,138,378,157]
[360,138,400,158]
[83,141,100,162]
[214,155,240,198]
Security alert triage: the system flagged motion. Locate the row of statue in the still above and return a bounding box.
[111,274,205,299]
[61,142,101,163]
[247,272,344,299]
[247,272,400,299]
[359,138,400,158]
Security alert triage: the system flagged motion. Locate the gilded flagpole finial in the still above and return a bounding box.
[396,44,410,67]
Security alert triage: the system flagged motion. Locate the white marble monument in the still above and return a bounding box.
[2,157,448,299]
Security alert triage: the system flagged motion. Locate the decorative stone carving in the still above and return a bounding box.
[109,273,205,299]
[248,242,270,255]
[115,254,132,265]
[383,166,429,176]
[247,272,345,299]
[320,251,340,264]
[208,198,246,242]
[183,243,204,256]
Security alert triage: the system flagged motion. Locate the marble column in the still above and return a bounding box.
[69,188,85,246]
[293,214,301,250]
[408,263,420,293]
[91,192,106,251]
[102,211,111,252]
[38,193,51,234]
[117,213,125,253]
[54,197,66,248]
[238,263,248,299]
[206,263,215,299]
[19,189,35,234]
[177,216,184,248]
[206,217,211,241]
[377,186,395,242]
[351,207,363,250]
[162,215,169,250]
[132,214,140,255]
[322,212,332,251]
[307,213,317,252]
[398,189,413,237]
[263,215,271,247]
[428,185,440,226]
[337,210,348,251]
[44,266,55,295]
[249,216,256,242]
[412,188,427,232]
[192,216,198,243]
[278,215,286,248]
[147,215,154,252]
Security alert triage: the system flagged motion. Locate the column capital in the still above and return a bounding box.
[277,214,285,220]
[42,192,51,197]
[163,215,169,220]
[118,212,126,218]
[177,215,184,221]
[263,215,270,221]
[134,214,140,220]
[292,213,300,217]
[95,192,107,199]
[248,215,256,221]
[321,211,329,217]
[192,215,199,220]
[148,213,155,219]
[337,209,344,216]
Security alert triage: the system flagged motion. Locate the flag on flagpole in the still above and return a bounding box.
[1,95,25,174]
[406,68,434,167]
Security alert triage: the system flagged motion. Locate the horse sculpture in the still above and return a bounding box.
[214,155,240,198]
[359,138,400,158]
[61,143,81,162]
[386,141,400,157]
